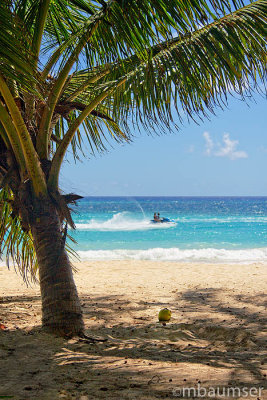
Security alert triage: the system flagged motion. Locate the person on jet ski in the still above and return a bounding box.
[153,212,162,222]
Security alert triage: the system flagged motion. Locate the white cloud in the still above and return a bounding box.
[203,132,248,160]
[215,133,248,160]
[203,131,214,156]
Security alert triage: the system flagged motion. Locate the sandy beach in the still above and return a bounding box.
[0,260,266,399]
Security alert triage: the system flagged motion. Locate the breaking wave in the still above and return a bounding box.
[77,247,267,264]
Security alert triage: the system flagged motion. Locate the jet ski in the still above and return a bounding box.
[150,217,174,223]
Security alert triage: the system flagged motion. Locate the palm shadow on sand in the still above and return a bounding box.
[0,289,266,399]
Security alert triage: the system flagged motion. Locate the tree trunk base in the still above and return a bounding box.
[31,197,84,337]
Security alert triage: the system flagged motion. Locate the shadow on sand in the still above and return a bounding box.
[0,289,266,399]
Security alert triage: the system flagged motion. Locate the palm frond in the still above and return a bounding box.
[0,2,38,89]
[93,0,267,132]
[51,103,130,160]
[0,187,38,284]
[41,0,247,77]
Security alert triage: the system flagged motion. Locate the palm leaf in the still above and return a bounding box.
[0,2,38,89]
[41,0,247,78]
[0,187,38,284]
[90,0,267,132]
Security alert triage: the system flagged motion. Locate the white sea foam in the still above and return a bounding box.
[77,247,267,264]
[75,212,176,231]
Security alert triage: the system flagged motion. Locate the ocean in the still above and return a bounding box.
[70,197,267,264]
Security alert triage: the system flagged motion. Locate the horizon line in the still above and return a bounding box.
[77,195,267,198]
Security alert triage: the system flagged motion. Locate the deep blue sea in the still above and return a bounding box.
[70,197,267,264]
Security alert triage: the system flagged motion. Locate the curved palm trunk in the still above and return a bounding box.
[30,197,84,337]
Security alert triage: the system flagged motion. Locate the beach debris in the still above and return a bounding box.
[158,308,172,324]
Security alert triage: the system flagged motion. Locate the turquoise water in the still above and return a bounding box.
[70,197,267,263]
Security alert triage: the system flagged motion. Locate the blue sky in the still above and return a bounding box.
[60,91,267,196]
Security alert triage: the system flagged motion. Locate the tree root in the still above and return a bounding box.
[78,332,108,343]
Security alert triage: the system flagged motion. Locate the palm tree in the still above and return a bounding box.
[0,0,266,337]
